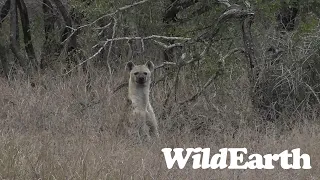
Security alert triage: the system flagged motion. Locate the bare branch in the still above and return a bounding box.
[218,0,231,8]
[178,72,217,105]
[163,0,199,23]
[178,48,245,105]
[87,0,150,27]
[197,1,254,41]
[64,35,190,75]
[62,0,151,43]
[155,45,209,73]
[155,62,176,70]
[113,82,128,93]
[99,35,191,44]
[97,22,112,36]
[106,17,118,76]
[63,41,108,75]
[220,48,245,65]
[153,40,183,49]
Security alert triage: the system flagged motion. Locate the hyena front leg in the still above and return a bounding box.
[146,119,159,138]
[146,106,159,138]
[131,110,150,142]
[139,121,151,142]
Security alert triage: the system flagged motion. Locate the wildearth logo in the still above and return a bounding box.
[161,148,312,169]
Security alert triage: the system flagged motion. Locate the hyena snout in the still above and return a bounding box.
[135,73,148,84]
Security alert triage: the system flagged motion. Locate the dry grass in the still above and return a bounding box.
[0,70,319,180]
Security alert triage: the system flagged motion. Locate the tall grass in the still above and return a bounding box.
[0,68,318,179]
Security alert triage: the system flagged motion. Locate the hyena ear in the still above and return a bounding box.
[125,61,135,72]
[145,61,154,72]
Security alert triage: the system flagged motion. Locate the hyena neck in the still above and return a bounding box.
[128,82,150,110]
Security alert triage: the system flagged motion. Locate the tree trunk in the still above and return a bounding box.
[242,15,257,82]
[9,0,29,74]
[241,14,263,115]
[0,0,10,78]
[14,0,19,47]
[51,0,76,51]
[43,0,54,42]
[0,44,9,78]
[17,0,38,71]
[52,0,78,71]
[41,0,55,69]
[0,0,10,27]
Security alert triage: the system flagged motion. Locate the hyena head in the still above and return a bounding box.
[126,61,154,86]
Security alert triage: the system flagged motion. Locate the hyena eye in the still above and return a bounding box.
[143,72,147,75]
[134,72,138,75]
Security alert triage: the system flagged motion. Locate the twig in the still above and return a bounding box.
[218,0,231,7]
[155,62,176,70]
[305,82,320,105]
[98,35,191,44]
[106,16,118,76]
[95,22,112,30]
[152,40,183,49]
[220,48,245,65]
[63,41,108,75]
[87,0,150,27]
[178,47,245,105]
[97,22,112,36]
[178,72,217,105]
[154,47,208,71]
[113,82,128,93]
[174,65,181,102]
